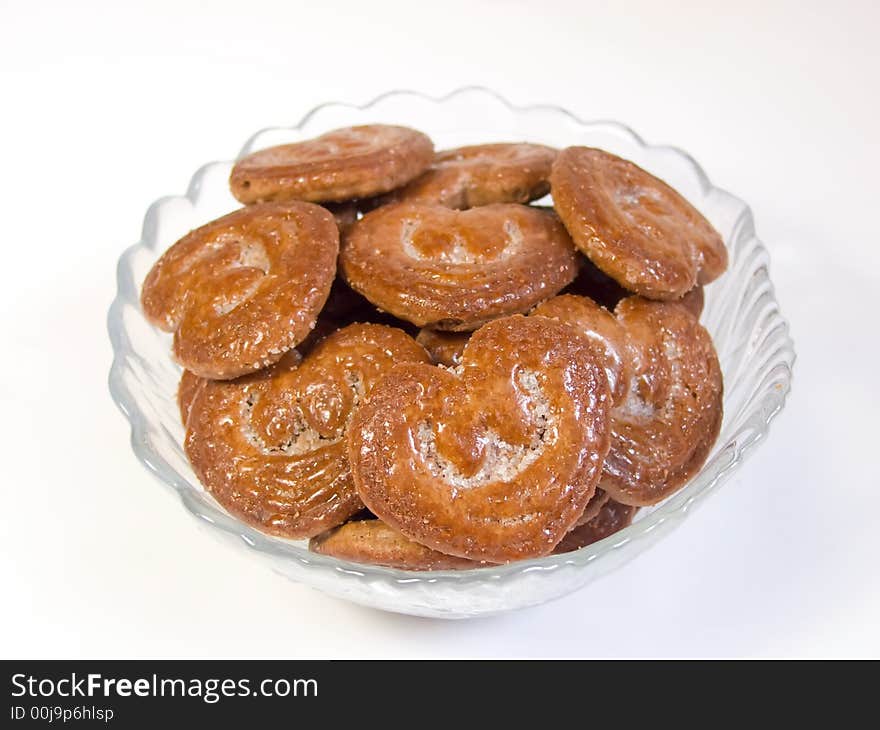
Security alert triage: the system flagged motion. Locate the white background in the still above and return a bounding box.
[2,0,878,658]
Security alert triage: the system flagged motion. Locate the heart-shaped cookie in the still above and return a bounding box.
[551,146,727,300]
[340,202,579,330]
[185,323,430,539]
[230,124,434,204]
[141,201,338,379]
[347,314,612,562]
[533,293,723,506]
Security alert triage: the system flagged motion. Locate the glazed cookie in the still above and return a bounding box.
[141,202,338,380]
[551,147,727,300]
[379,143,557,209]
[185,323,430,539]
[310,519,478,571]
[535,293,723,506]
[340,203,579,330]
[347,315,612,563]
[415,328,471,367]
[554,499,637,554]
[230,125,434,204]
[604,297,722,505]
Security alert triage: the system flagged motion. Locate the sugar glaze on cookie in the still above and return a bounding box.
[185,324,430,539]
[347,315,612,563]
[141,201,338,379]
[341,203,579,330]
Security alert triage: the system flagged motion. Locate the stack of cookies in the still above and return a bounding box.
[141,124,726,570]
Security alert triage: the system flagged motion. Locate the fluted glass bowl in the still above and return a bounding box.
[107,87,794,618]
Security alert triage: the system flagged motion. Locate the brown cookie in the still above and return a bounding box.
[230,125,434,204]
[536,293,723,506]
[310,519,478,571]
[415,328,471,367]
[184,324,430,539]
[347,315,612,563]
[554,499,637,554]
[340,203,579,330]
[604,297,723,505]
[141,202,338,380]
[550,147,727,300]
[378,143,557,209]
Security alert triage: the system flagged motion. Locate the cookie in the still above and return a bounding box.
[378,143,556,209]
[550,147,727,300]
[415,328,471,367]
[310,519,478,571]
[537,293,723,506]
[554,499,637,554]
[141,202,338,380]
[230,125,434,204]
[605,297,722,505]
[184,323,430,539]
[340,203,579,330]
[347,315,612,562]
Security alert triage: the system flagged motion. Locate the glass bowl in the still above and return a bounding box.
[107,87,794,619]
